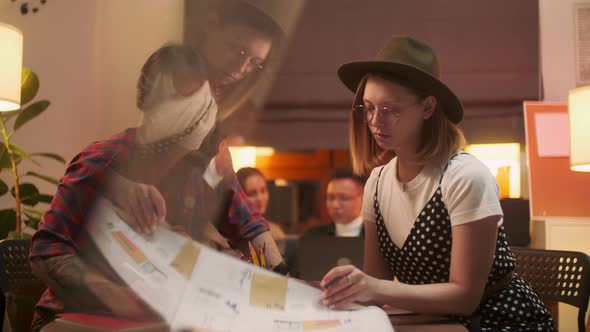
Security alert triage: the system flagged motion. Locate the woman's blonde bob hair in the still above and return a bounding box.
[349,73,466,177]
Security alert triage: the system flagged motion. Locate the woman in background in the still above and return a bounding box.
[237,167,287,241]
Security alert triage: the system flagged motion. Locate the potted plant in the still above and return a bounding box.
[0,68,65,239]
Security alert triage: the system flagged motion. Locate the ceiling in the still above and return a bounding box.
[239,0,540,148]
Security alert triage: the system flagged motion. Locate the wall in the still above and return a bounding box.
[0,0,184,221]
[249,0,539,150]
[538,2,590,330]
[95,0,185,136]
[0,0,102,210]
[539,0,590,102]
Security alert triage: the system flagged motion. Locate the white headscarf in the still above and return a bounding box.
[137,73,218,150]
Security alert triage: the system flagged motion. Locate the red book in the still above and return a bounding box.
[44,313,169,332]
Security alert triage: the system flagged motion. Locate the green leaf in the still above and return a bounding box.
[0,144,12,169]
[11,183,40,206]
[30,152,66,164]
[13,100,50,131]
[9,144,40,167]
[24,171,60,185]
[0,209,17,238]
[7,231,32,240]
[25,217,41,230]
[21,68,40,106]
[23,207,43,220]
[0,178,8,196]
[37,194,53,204]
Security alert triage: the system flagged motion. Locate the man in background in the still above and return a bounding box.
[303,169,365,237]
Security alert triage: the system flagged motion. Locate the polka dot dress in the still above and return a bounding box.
[373,157,557,331]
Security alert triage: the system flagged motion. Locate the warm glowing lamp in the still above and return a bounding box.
[0,23,23,112]
[228,146,257,171]
[569,86,590,172]
[465,143,521,198]
[228,146,275,172]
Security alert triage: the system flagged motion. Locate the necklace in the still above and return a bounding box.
[135,104,210,159]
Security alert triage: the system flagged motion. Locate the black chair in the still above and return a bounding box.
[500,198,531,246]
[0,239,46,332]
[512,247,590,332]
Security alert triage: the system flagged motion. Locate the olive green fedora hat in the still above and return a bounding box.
[338,36,463,124]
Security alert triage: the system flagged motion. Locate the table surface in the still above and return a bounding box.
[43,315,468,332]
[389,314,467,332]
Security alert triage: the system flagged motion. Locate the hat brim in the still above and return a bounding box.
[338,61,463,124]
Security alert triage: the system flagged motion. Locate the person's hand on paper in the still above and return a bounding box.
[124,183,166,235]
[106,172,166,235]
[320,265,381,310]
[214,136,241,177]
[204,223,232,251]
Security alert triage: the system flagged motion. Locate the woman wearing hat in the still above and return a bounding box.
[319,37,556,331]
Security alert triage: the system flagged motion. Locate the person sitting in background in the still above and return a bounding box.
[204,166,287,253]
[236,167,286,240]
[303,169,365,238]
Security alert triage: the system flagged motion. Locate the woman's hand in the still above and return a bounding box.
[108,177,166,235]
[320,265,382,310]
[214,138,235,177]
[123,183,166,235]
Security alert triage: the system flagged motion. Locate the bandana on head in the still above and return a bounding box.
[138,73,218,150]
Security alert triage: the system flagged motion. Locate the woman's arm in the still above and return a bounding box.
[321,216,499,315]
[363,221,394,280]
[31,255,158,320]
[30,137,158,319]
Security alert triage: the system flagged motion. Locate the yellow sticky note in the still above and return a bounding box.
[170,241,201,280]
[249,272,288,311]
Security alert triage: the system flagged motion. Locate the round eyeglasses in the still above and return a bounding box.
[353,104,407,122]
[238,50,264,71]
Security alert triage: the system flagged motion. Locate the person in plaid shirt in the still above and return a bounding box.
[29,2,286,328]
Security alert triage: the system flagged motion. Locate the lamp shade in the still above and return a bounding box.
[0,23,23,111]
[568,86,590,172]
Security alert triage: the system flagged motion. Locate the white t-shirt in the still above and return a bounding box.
[362,153,503,248]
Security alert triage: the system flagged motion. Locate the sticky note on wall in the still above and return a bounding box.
[534,113,570,157]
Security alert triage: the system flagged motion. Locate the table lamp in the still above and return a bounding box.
[569,86,590,172]
[0,22,23,112]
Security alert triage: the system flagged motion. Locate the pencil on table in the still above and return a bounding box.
[259,243,266,268]
[248,241,260,266]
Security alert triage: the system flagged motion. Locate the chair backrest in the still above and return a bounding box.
[512,247,590,332]
[499,198,531,246]
[0,239,41,293]
[0,239,46,332]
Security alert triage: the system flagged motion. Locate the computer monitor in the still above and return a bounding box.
[296,235,364,281]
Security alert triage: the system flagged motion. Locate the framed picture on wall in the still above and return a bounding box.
[574,3,590,86]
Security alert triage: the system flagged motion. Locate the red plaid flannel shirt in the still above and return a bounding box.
[30,128,269,313]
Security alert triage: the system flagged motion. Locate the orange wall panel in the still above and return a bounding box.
[524,102,590,218]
